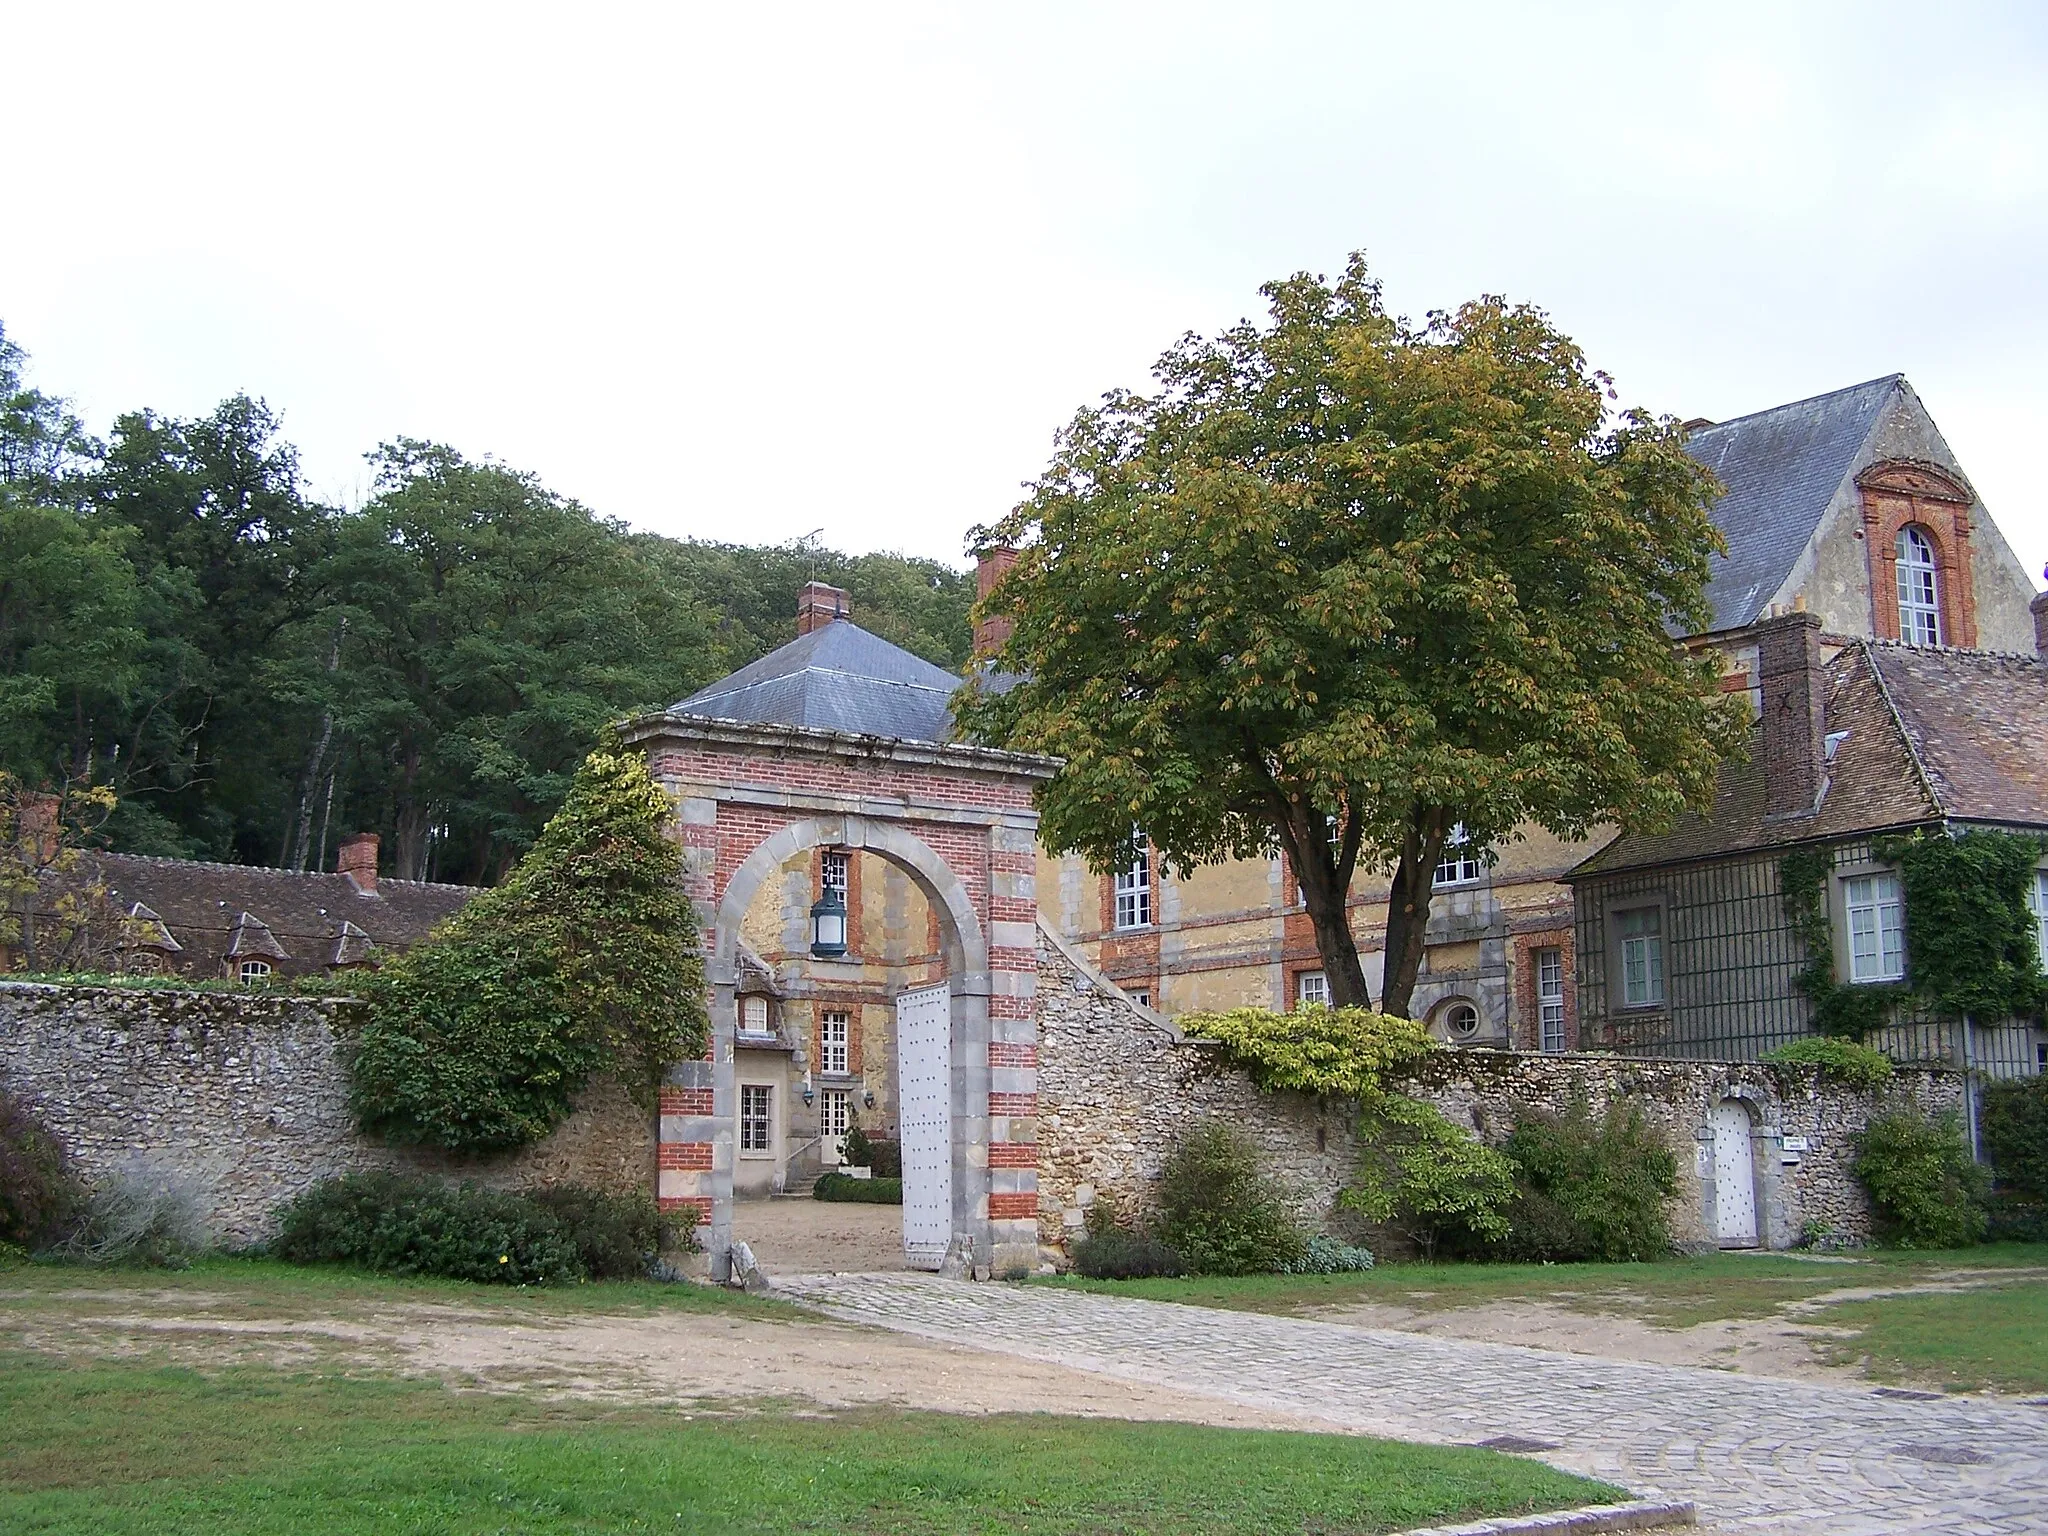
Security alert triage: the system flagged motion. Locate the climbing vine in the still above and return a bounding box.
[1180,1006,1433,1098]
[1781,830,2047,1041]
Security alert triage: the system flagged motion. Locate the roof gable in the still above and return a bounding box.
[674,619,962,742]
[1866,644,2048,824]
[1684,376,1900,632]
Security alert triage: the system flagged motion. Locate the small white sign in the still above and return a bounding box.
[1782,1135,1810,1152]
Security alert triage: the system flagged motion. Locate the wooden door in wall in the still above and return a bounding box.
[1711,1100,1759,1248]
[896,983,952,1270]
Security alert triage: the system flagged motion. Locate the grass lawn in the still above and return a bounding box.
[0,1353,1618,1535]
[1808,1274,2048,1395]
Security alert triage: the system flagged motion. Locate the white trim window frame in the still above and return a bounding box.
[1113,826,1152,930]
[739,1083,773,1155]
[819,1009,850,1075]
[821,849,849,898]
[1537,947,1566,1053]
[2030,868,2048,970]
[818,1087,851,1144]
[1296,970,1329,1009]
[237,959,271,984]
[1616,906,1665,1009]
[1435,824,1483,887]
[1844,872,1907,983]
[1895,526,1942,647]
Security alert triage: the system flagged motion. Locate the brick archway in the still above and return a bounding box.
[622,713,1056,1280]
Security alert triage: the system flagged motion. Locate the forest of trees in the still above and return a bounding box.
[0,324,975,885]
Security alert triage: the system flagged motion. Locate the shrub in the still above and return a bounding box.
[1180,1006,1433,1097]
[0,1091,84,1248]
[1981,1074,2048,1204]
[274,1174,586,1284]
[523,1186,668,1280]
[1761,1038,1895,1091]
[49,1170,209,1268]
[1277,1234,1375,1274]
[1155,1122,1305,1276]
[1499,1101,1677,1262]
[1071,1226,1183,1279]
[812,1173,903,1204]
[1851,1111,1988,1249]
[1342,1096,1515,1260]
[347,750,707,1153]
[839,1128,904,1179]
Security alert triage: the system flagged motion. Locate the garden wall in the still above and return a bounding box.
[1035,925,1965,1254]
[0,980,654,1245]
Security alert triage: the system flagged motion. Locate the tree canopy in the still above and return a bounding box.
[958,256,1746,1015]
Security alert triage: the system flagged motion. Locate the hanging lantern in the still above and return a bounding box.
[809,882,848,959]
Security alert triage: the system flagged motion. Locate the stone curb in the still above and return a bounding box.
[1395,1498,1697,1536]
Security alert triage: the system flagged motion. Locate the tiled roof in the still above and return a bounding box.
[1868,643,2048,824]
[673,619,962,742]
[82,853,474,964]
[1684,376,1900,632]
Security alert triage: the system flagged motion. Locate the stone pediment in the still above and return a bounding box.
[1856,459,1973,504]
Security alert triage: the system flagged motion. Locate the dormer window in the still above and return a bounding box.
[1895,526,1942,646]
[238,959,272,984]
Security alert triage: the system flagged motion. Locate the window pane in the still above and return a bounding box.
[1297,971,1328,1007]
[1536,948,1563,997]
[2033,872,2048,966]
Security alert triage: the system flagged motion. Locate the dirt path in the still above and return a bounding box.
[731,1198,907,1274]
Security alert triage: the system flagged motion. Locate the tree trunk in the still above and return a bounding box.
[1379,808,1449,1019]
[1267,786,1372,1008]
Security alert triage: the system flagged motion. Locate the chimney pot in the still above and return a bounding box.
[338,832,380,894]
[973,546,1019,658]
[796,582,851,637]
[1755,612,1826,820]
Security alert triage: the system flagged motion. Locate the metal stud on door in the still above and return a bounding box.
[1711,1100,1758,1247]
[895,983,952,1270]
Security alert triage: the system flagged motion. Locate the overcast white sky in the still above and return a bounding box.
[6,2,2045,584]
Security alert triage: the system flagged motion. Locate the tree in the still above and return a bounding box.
[958,256,1745,1015]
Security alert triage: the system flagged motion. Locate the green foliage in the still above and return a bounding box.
[1881,829,2048,1024]
[1071,1225,1184,1279]
[1851,1112,1989,1250]
[1761,1037,1896,1091]
[1183,1006,1433,1097]
[0,1090,84,1247]
[272,1174,587,1285]
[812,1173,903,1204]
[46,1171,209,1268]
[957,254,1745,1015]
[1343,1096,1516,1259]
[1155,1122,1306,1276]
[1778,846,1908,1038]
[520,1186,672,1279]
[840,1127,903,1178]
[1982,1075,2048,1204]
[1276,1234,1376,1274]
[347,749,705,1151]
[1498,1101,1677,1262]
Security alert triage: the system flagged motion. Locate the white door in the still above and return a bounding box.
[1711,1101,1758,1248]
[896,983,952,1270]
[817,1088,850,1167]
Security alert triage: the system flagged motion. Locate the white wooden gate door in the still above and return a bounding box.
[896,983,953,1270]
[1711,1101,1758,1248]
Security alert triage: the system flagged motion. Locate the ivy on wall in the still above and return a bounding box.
[1781,830,2048,1041]
[1181,1006,1433,1098]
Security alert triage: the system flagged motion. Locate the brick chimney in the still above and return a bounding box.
[338,832,380,894]
[1756,611,1826,820]
[973,546,1018,658]
[796,582,851,636]
[2031,587,2047,657]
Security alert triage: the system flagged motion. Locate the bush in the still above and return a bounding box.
[1981,1074,2048,1204]
[1761,1038,1895,1091]
[1071,1226,1183,1279]
[0,1091,84,1248]
[1277,1234,1375,1274]
[1181,1006,1433,1097]
[812,1173,903,1204]
[1852,1111,1988,1249]
[840,1127,903,1179]
[1155,1122,1305,1276]
[48,1170,208,1268]
[271,1174,637,1285]
[1342,1096,1515,1260]
[1499,1101,1677,1262]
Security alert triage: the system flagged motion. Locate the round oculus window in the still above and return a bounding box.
[1445,1003,1480,1040]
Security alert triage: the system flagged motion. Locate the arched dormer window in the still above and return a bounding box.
[1895,526,1942,646]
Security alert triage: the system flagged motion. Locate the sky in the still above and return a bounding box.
[5,2,2046,585]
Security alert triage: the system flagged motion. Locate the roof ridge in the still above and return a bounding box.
[97,850,480,894]
[1691,374,1902,434]
[1863,637,2048,665]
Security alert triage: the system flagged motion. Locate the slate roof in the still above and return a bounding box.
[79,853,474,972]
[1684,375,1901,632]
[1571,640,2048,877]
[673,619,962,742]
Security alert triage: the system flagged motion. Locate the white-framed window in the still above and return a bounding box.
[1617,907,1665,1008]
[1537,947,1566,1053]
[237,959,271,985]
[741,994,770,1034]
[1845,872,1906,983]
[1896,526,1942,647]
[1113,826,1151,930]
[1442,1001,1481,1040]
[818,1087,851,1146]
[1435,825,1483,886]
[1128,988,1151,1008]
[819,1009,850,1074]
[2030,869,2048,969]
[821,849,849,898]
[739,1083,773,1155]
[1296,970,1329,1009]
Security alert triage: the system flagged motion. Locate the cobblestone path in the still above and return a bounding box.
[777,1272,2048,1534]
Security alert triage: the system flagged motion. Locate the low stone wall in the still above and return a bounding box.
[0,981,654,1245]
[1035,929,1965,1253]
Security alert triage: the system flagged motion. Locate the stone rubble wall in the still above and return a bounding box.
[0,981,654,1246]
[1035,929,1965,1254]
